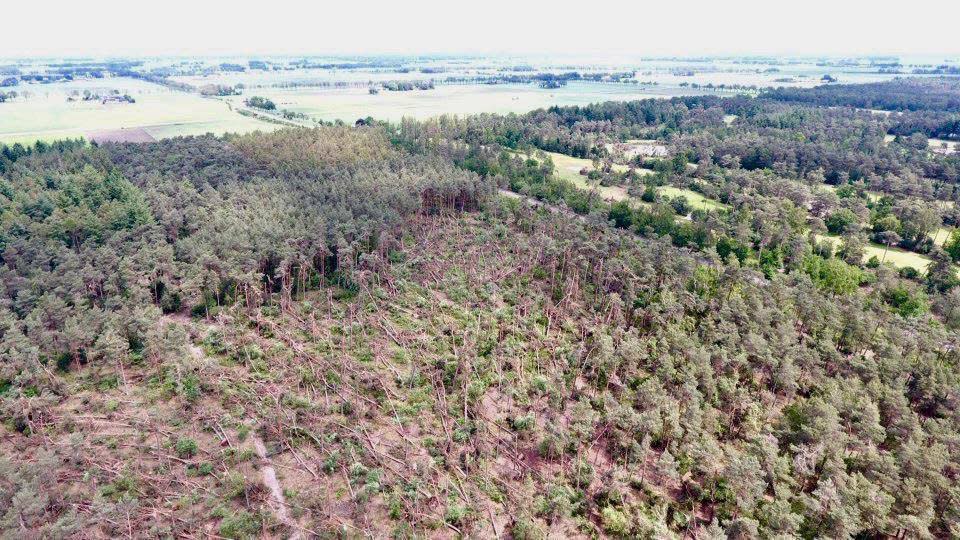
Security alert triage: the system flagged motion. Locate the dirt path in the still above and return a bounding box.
[161,313,302,538]
[252,436,301,540]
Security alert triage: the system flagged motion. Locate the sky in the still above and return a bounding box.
[3,0,959,59]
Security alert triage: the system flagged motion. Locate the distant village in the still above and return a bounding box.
[67,89,136,104]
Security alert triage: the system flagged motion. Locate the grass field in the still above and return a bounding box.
[0,78,278,145]
[565,174,631,202]
[933,227,954,247]
[817,234,933,270]
[545,151,630,177]
[226,82,705,124]
[817,183,882,202]
[509,150,634,201]
[513,150,731,212]
[657,185,727,211]
[930,138,958,154]
[883,135,956,155]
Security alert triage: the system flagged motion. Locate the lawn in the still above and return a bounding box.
[0,78,278,145]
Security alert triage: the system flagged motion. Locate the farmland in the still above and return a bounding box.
[223,81,709,124]
[0,78,726,146]
[0,78,279,145]
[0,56,938,146]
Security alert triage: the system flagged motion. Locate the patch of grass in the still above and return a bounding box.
[817,234,933,270]
[657,185,726,211]
[510,150,632,202]
[933,227,953,247]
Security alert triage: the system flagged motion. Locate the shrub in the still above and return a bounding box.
[218,510,261,539]
[601,506,632,536]
[670,195,690,216]
[175,438,198,458]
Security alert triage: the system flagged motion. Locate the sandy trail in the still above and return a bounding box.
[252,436,301,540]
[161,313,302,538]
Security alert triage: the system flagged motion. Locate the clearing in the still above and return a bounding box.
[817,234,934,270]
[657,185,727,211]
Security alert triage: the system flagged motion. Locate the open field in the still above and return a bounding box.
[87,127,156,143]
[167,57,910,92]
[4,72,933,148]
[862,244,933,270]
[884,135,957,155]
[534,151,633,201]
[818,234,933,270]
[930,138,958,154]
[0,78,278,145]
[545,150,630,177]
[657,185,728,211]
[511,150,632,180]
[565,174,631,202]
[516,150,731,212]
[512,149,938,271]
[225,82,713,123]
[817,183,882,202]
[539,151,596,182]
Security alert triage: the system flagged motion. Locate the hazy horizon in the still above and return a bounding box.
[4,0,960,59]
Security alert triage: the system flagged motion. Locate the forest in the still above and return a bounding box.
[1,79,959,539]
[764,77,960,113]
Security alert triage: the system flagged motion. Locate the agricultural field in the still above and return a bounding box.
[0,78,278,145]
[167,57,908,94]
[223,82,711,124]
